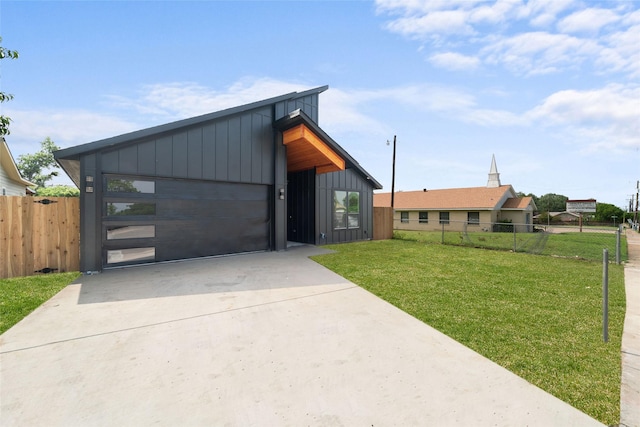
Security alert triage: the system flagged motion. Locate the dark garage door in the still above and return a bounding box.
[102,175,271,267]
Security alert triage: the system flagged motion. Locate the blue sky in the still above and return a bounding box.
[1,0,638,210]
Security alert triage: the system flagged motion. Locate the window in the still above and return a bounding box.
[107,247,155,264]
[334,190,360,230]
[106,177,155,194]
[419,212,428,223]
[107,225,155,240]
[400,212,409,223]
[439,212,450,225]
[106,202,156,216]
[467,211,480,225]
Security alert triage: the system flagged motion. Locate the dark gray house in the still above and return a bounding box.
[55,86,382,272]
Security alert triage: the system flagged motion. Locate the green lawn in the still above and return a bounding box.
[312,239,625,425]
[0,272,80,335]
[394,228,627,261]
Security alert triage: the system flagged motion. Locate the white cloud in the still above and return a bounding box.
[375,0,639,77]
[557,8,620,34]
[481,31,600,75]
[107,78,313,122]
[598,24,640,77]
[7,109,139,153]
[522,0,577,27]
[526,83,640,151]
[429,52,480,70]
[384,10,474,38]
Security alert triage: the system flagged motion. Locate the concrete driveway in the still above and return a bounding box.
[1,246,602,426]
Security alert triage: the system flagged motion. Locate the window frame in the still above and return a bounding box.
[467,211,480,225]
[419,211,428,224]
[333,190,361,230]
[400,211,409,223]
[439,211,450,225]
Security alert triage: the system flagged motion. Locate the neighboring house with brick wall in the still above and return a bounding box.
[374,156,537,232]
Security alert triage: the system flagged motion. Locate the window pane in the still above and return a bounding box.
[468,212,480,224]
[106,202,156,216]
[401,212,409,223]
[439,212,450,224]
[419,212,428,223]
[347,192,359,213]
[107,178,155,194]
[348,214,359,228]
[107,247,155,264]
[334,191,348,229]
[107,225,155,240]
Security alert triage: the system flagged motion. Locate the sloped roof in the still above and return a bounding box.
[502,196,535,210]
[373,185,516,210]
[0,137,36,188]
[274,109,382,189]
[55,86,329,160]
[54,86,382,190]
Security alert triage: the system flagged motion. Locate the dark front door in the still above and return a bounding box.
[287,169,315,244]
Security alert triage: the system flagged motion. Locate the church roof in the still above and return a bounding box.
[373,156,536,212]
[502,196,535,210]
[373,185,516,210]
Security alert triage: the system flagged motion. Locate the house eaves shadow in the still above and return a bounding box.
[76,245,339,305]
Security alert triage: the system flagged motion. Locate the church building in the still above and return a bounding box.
[373,156,537,232]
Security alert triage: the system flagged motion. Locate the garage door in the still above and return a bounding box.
[102,175,271,267]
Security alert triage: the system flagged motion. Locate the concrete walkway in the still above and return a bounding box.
[621,229,640,427]
[1,246,603,426]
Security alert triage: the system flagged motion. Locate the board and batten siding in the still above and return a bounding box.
[100,108,275,185]
[316,168,374,244]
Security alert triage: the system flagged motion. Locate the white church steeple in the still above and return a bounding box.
[487,154,501,188]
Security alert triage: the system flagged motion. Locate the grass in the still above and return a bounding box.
[394,228,628,261]
[0,272,80,335]
[312,239,625,425]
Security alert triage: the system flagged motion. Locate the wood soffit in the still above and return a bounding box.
[282,124,345,174]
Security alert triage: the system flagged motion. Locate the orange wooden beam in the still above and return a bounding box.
[283,124,345,174]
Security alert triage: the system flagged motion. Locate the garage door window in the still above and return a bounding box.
[107,177,155,194]
[106,202,156,216]
[107,247,155,265]
[106,225,155,240]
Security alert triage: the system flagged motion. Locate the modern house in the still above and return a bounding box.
[0,137,35,196]
[374,156,537,232]
[54,86,382,272]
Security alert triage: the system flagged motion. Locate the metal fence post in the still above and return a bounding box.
[513,224,517,252]
[616,226,621,265]
[603,248,609,343]
[441,222,445,244]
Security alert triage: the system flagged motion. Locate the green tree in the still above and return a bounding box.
[594,203,624,225]
[36,185,79,197]
[16,137,60,188]
[537,193,569,212]
[0,37,19,136]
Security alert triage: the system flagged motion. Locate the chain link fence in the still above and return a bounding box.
[392,219,627,263]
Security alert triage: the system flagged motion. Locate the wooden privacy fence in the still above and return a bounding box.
[373,207,393,240]
[0,196,80,279]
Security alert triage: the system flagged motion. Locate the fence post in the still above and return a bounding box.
[441,222,445,244]
[616,226,621,265]
[603,248,609,343]
[513,224,517,252]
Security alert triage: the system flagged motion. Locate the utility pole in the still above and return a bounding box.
[635,180,639,225]
[390,135,396,209]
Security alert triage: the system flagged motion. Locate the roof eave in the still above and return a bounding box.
[1,137,37,188]
[274,109,383,189]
